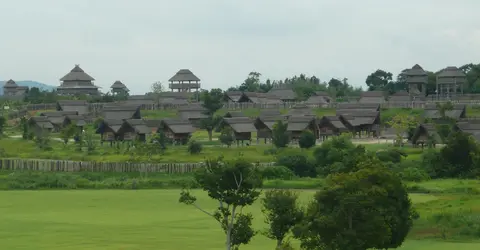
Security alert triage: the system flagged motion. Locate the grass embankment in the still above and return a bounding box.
[0,182,479,249]
[0,136,429,163]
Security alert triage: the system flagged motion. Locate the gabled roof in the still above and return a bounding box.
[223,117,256,133]
[305,95,329,104]
[3,79,18,88]
[144,119,163,129]
[411,124,442,144]
[267,88,297,100]
[66,115,86,126]
[178,103,206,112]
[318,116,347,130]
[404,64,428,76]
[60,64,95,81]
[57,100,88,106]
[287,115,316,131]
[254,116,285,130]
[100,119,124,133]
[102,105,141,120]
[124,119,151,134]
[159,91,190,99]
[389,91,411,102]
[225,91,244,102]
[456,122,480,134]
[161,118,195,134]
[28,116,54,129]
[424,104,466,120]
[111,80,128,90]
[57,100,89,115]
[437,66,466,78]
[169,69,200,82]
[361,91,385,97]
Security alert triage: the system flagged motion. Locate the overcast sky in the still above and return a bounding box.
[1,0,479,94]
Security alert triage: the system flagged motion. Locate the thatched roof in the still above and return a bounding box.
[223,117,256,133]
[318,116,347,130]
[60,64,95,81]
[337,103,380,111]
[437,66,466,78]
[254,116,285,130]
[124,119,151,134]
[389,91,411,102]
[99,119,124,133]
[111,80,128,90]
[404,64,428,76]
[411,124,442,144]
[102,105,141,120]
[161,118,195,134]
[29,116,54,129]
[40,111,78,117]
[66,115,86,126]
[259,109,282,118]
[456,122,480,134]
[225,91,243,102]
[287,116,316,131]
[57,100,89,115]
[169,69,200,82]
[287,104,315,116]
[267,88,297,100]
[424,104,466,120]
[305,95,329,104]
[3,79,18,88]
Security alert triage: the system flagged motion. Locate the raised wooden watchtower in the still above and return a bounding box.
[404,64,428,100]
[168,69,200,92]
[436,66,466,100]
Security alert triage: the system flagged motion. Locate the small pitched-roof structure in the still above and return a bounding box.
[225,91,244,102]
[58,65,98,95]
[254,115,285,142]
[287,115,318,139]
[411,124,442,146]
[2,79,28,97]
[359,91,386,103]
[222,117,256,142]
[56,100,89,115]
[65,115,86,127]
[317,116,348,134]
[389,91,411,102]
[3,79,17,88]
[305,95,329,105]
[178,103,208,122]
[124,95,155,106]
[169,69,200,82]
[28,116,54,135]
[424,104,466,120]
[287,104,315,116]
[455,122,480,134]
[159,118,196,144]
[117,119,151,141]
[39,111,78,130]
[144,119,163,133]
[102,105,141,120]
[110,80,129,92]
[267,88,297,101]
[96,119,124,141]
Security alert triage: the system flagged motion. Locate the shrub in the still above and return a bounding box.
[277,153,316,177]
[261,166,295,180]
[376,149,406,163]
[187,140,202,154]
[298,131,316,149]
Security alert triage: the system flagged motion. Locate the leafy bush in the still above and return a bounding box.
[261,166,295,180]
[277,153,316,177]
[298,131,316,149]
[187,140,203,154]
[376,149,406,163]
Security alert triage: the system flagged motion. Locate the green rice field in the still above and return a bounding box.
[0,190,479,249]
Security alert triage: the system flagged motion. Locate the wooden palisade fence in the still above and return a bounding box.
[0,158,276,173]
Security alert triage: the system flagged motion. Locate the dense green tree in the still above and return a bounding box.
[187,140,203,154]
[298,130,316,149]
[272,120,290,148]
[201,89,224,141]
[261,189,303,249]
[60,123,77,144]
[295,163,416,250]
[180,157,262,250]
[365,69,394,91]
[219,126,235,147]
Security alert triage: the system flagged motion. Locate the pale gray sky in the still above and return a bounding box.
[1,0,479,94]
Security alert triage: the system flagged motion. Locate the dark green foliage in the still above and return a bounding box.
[376,148,406,163]
[20,117,33,140]
[34,130,52,151]
[436,123,453,141]
[201,89,224,141]
[219,127,235,147]
[262,189,303,248]
[314,135,373,176]
[84,130,97,154]
[298,131,316,149]
[294,165,416,250]
[388,161,431,182]
[60,123,77,144]
[272,120,290,148]
[187,140,202,154]
[277,153,316,178]
[423,131,480,178]
[0,116,6,135]
[261,166,295,180]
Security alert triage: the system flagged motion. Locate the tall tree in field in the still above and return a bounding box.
[294,161,416,250]
[262,189,303,248]
[365,69,393,91]
[239,72,262,92]
[387,114,418,146]
[180,157,262,250]
[271,120,290,148]
[201,88,224,141]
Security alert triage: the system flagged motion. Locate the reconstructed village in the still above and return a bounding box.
[1,61,480,250]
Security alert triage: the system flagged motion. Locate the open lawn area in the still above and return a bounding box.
[0,189,478,249]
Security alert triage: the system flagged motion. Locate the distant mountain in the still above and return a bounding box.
[0,80,56,95]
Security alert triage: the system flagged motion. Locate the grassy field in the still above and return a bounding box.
[0,189,478,249]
